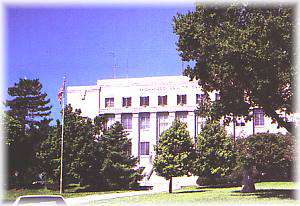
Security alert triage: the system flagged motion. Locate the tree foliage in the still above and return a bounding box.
[36,121,61,186]
[38,105,141,191]
[38,105,104,189]
[193,121,236,183]
[236,133,294,181]
[154,120,195,193]
[196,93,229,124]
[4,112,23,147]
[174,4,295,132]
[6,78,52,126]
[100,122,142,190]
[5,78,52,188]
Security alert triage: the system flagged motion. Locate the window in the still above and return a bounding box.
[236,121,246,126]
[126,142,132,156]
[121,114,132,130]
[106,115,115,129]
[140,142,150,155]
[176,112,188,123]
[140,113,150,129]
[254,109,264,126]
[122,97,132,107]
[158,113,169,135]
[140,96,149,106]
[235,118,245,126]
[177,94,187,105]
[196,94,205,105]
[81,90,87,100]
[105,98,114,108]
[158,95,167,106]
[215,93,221,101]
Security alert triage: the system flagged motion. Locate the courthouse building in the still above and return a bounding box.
[67,75,288,171]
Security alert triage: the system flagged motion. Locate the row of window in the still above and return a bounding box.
[119,112,188,130]
[127,110,265,157]
[104,93,221,108]
[107,109,265,131]
[121,141,149,156]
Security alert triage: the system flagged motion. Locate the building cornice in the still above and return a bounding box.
[96,75,199,88]
[67,85,100,93]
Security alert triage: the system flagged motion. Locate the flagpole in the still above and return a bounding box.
[60,76,66,194]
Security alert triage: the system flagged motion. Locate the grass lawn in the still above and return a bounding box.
[3,184,129,202]
[91,182,298,206]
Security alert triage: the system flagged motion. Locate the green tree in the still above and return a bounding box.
[196,93,231,125]
[36,120,61,187]
[3,112,23,188]
[174,4,294,132]
[236,133,294,182]
[194,121,236,184]
[100,122,142,190]
[6,78,52,126]
[38,105,105,190]
[5,78,52,188]
[153,120,195,193]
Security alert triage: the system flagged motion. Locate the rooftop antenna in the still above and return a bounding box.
[126,58,129,78]
[109,51,117,79]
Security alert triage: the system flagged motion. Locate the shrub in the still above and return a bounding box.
[193,121,236,185]
[235,133,295,181]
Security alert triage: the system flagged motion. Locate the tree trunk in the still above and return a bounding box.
[241,166,256,193]
[169,177,173,193]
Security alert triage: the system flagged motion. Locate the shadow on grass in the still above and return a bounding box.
[198,183,241,189]
[175,189,206,194]
[232,189,296,200]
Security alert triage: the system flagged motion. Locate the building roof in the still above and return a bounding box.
[97,75,195,87]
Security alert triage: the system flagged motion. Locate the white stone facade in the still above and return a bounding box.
[67,75,288,170]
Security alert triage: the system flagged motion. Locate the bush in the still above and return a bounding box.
[193,121,236,183]
[235,133,295,182]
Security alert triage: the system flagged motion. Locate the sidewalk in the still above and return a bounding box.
[65,189,165,205]
[66,175,198,205]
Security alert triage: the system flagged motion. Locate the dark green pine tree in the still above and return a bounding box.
[37,120,62,189]
[6,78,52,127]
[153,120,195,193]
[100,122,142,190]
[5,78,52,188]
[38,105,106,191]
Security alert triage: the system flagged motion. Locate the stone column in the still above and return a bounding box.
[115,113,121,123]
[150,112,157,154]
[132,113,140,160]
[169,112,176,125]
[187,111,196,143]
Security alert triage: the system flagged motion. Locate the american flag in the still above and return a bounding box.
[58,78,65,104]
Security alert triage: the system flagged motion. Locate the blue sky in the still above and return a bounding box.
[6,5,194,122]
